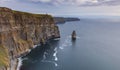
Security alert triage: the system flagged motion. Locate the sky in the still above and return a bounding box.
[0,0,120,16]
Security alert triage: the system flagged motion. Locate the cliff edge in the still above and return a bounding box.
[0,7,60,70]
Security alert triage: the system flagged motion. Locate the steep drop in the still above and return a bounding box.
[0,7,60,70]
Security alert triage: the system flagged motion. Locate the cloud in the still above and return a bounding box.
[27,0,120,6]
[1,0,120,7]
[0,0,11,4]
[30,0,51,3]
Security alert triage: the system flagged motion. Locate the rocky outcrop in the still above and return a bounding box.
[0,7,60,70]
[71,30,76,40]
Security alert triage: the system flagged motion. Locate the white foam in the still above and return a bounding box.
[54,47,57,51]
[33,45,38,49]
[55,57,58,61]
[59,35,80,50]
[59,47,64,50]
[17,44,39,70]
[59,35,72,49]
[17,57,23,70]
[41,60,58,67]
[43,52,47,60]
[41,47,58,67]
[53,48,57,56]
[54,62,58,67]
[53,52,57,57]
[26,45,38,54]
[53,48,58,61]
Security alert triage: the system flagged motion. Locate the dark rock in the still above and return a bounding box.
[72,30,76,40]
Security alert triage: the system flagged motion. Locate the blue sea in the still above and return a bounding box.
[20,16,120,70]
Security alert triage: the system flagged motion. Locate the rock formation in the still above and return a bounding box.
[71,30,76,40]
[0,7,60,70]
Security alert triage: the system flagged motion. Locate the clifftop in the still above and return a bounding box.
[0,7,60,70]
[0,7,12,11]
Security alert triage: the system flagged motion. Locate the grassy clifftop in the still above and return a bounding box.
[13,10,52,18]
[0,7,60,70]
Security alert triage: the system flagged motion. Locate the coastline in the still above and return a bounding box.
[16,58,22,70]
[16,45,38,70]
[0,7,60,70]
[16,38,60,70]
[54,17,80,24]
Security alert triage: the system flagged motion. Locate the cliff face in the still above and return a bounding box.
[0,7,60,70]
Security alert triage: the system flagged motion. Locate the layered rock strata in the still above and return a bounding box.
[0,7,60,70]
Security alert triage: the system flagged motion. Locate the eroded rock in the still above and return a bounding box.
[0,7,60,70]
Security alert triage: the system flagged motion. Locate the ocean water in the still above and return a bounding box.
[20,17,120,70]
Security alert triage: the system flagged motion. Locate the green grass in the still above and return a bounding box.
[0,45,9,67]
[13,10,52,18]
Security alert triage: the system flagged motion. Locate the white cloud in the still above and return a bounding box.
[1,0,120,6]
[30,0,51,3]
[0,0,16,5]
[28,0,99,4]
[76,0,98,3]
[27,0,120,6]
[0,0,11,4]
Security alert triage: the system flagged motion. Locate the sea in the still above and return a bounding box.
[20,16,120,70]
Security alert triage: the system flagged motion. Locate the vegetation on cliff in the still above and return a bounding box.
[13,10,52,18]
[0,45,9,67]
[0,7,60,70]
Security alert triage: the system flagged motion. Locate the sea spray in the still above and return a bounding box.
[59,35,80,50]
[16,57,22,70]
[53,47,58,61]
[59,35,72,50]
[41,47,58,67]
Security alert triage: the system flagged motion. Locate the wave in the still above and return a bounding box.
[59,36,72,50]
[53,47,58,61]
[17,35,80,69]
[42,49,58,67]
[59,35,80,50]
[17,57,23,70]
[16,45,39,70]
[41,60,58,67]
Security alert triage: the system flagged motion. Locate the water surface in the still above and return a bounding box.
[20,17,120,70]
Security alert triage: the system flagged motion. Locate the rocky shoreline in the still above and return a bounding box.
[16,45,37,70]
[0,7,60,70]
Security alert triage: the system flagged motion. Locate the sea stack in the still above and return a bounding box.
[72,30,76,40]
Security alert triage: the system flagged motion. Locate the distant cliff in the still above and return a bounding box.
[54,17,80,24]
[0,7,60,70]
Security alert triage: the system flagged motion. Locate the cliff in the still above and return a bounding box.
[54,17,80,24]
[0,7,60,70]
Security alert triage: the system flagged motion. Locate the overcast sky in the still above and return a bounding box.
[0,0,120,16]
